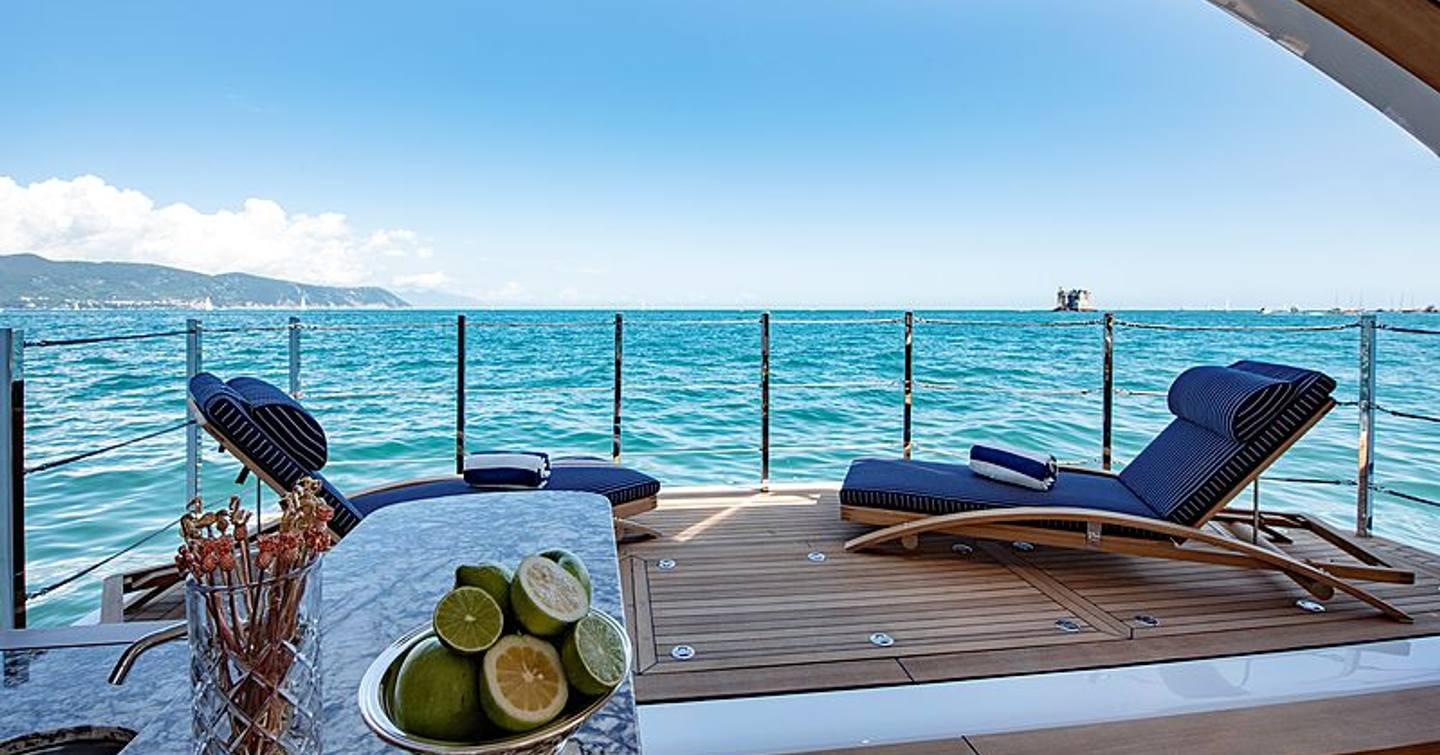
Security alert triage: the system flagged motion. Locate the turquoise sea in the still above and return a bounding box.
[3,308,1439,627]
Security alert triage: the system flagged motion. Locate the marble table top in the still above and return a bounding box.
[0,490,639,754]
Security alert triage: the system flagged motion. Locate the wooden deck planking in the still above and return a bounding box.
[122,483,1440,707]
[621,486,1440,702]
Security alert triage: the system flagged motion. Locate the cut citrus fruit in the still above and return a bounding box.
[539,548,592,601]
[433,587,503,655]
[455,562,513,615]
[479,634,569,732]
[561,611,627,695]
[510,555,588,637]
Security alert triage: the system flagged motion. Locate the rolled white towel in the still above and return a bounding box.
[463,451,551,488]
[969,444,1057,491]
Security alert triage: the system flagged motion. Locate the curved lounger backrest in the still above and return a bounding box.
[1118,361,1337,527]
[189,373,363,536]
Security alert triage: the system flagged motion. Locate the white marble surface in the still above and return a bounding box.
[0,490,639,754]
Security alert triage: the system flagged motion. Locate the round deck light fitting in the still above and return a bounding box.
[1055,618,1081,633]
[1296,599,1326,614]
[807,551,827,563]
[869,632,895,648]
[670,645,696,660]
[1134,614,1161,627]
[657,559,677,571]
[950,543,974,556]
[1012,541,1035,552]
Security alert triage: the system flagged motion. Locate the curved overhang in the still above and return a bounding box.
[1209,0,1440,156]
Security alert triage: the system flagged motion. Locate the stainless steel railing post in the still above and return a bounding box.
[456,314,467,475]
[287,316,302,397]
[760,312,771,492]
[613,313,623,465]
[1357,313,1377,537]
[903,311,913,460]
[185,319,203,503]
[1,329,24,629]
[1102,312,1115,471]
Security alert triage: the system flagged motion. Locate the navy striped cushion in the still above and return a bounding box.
[349,457,661,517]
[227,377,328,472]
[1166,366,1294,442]
[1120,361,1335,523]
[189,373,361,536]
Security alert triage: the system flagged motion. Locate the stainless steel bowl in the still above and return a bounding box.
[358,614,632,755]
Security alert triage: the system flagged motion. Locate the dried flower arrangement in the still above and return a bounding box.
[176,477,334,753]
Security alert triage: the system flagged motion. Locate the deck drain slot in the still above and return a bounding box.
[950,543,974,556]
[1134,614,1161,627]
[869,632,895,648]
[1055,618,1081,633]
[670,645,695,660]
[1012,541,1035,552]
[807,552,827,562]
[656,559,677,571]
[1296,599,1326,614]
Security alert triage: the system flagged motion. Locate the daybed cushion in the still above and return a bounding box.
[227,376,329,471]
[841,458,1154,520]
[1166,365,1294,443]
[349,457,661,517]
[1118,360,1335,524]
[189,373,363,536]
[841,361,1336,535]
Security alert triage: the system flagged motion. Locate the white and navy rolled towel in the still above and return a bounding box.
[969,444,1057,491]
[463,451,551,488]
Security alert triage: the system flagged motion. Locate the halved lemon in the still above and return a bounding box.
[479,634,569,732]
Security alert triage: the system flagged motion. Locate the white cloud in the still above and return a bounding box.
[392,271,452,290]
[0,175,430,286]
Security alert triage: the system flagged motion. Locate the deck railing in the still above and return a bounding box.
[3,311,1440,629]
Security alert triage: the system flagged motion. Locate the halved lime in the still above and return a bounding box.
[479,634,569,732]
[433,587,504,655]
[561,612,627,695]
[539,548,592,601]
[455,562,513,615]
[510,555,589,637]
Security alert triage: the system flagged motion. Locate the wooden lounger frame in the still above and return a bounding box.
[842,398,1418,623]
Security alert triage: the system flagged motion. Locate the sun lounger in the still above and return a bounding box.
[186,373,661,540]
[840,361,1416,622]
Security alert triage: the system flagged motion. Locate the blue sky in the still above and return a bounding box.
[1,0,1437,309]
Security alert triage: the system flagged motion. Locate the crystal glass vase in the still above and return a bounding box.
[185,558,323,755]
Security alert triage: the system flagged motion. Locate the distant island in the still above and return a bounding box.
[0,253,409,309]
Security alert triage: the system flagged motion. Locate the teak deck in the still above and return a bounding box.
[121,484,1440,705]
[616,486,1440,703]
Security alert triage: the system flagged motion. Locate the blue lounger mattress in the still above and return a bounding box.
[840,360,1337,538]
[349,457,661,517]
[841,459,1155,519]
[190,372,661,536]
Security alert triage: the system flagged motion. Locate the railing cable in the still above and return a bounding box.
[916,317,1101,328]
[1114,320,1357,333]
[1376,404,1440,425]
[24,514,183,601]
[23,420,195,476]
[23,329,190,349]
[1377,323,1440,336]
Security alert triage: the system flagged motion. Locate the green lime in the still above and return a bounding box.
[390,636,484,741]
[539,548,592,601]
[561,612,627,696]
[479,634,569,732]
[510,555,589,637]
[433,587,504,655]
[455,562,513,615]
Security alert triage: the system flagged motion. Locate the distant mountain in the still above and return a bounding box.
[0,253,409,309]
